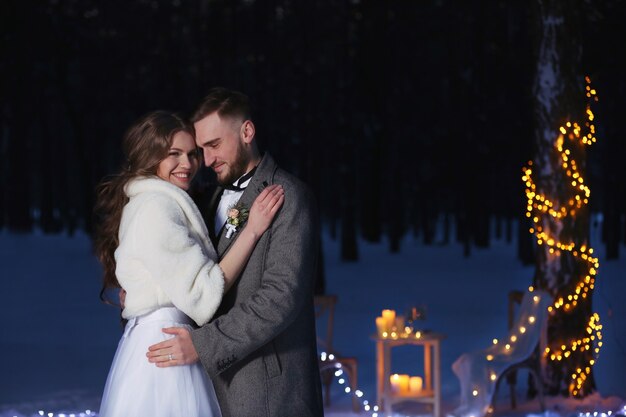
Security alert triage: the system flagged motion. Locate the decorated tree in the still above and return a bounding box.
[524,0,602,397]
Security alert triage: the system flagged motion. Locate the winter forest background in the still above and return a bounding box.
[3,0,626,262]
[2,0,626,415]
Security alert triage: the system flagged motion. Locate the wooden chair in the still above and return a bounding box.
[491,290,546,412]
[314,295,359,411]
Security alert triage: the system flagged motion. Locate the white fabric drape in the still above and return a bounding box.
[451,290,552,417]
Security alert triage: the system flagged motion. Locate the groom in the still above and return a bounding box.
[147,88,324,417]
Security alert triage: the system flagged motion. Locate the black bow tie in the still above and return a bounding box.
[222,167,257,192]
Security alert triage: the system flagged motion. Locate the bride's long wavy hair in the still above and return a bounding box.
[93,111,194,303]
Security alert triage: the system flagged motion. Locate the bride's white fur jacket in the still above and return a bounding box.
[115,177,224,326]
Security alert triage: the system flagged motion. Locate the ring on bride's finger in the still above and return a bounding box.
[168,353,173,361]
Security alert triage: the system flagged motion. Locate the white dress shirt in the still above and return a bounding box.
[214,174,253,236]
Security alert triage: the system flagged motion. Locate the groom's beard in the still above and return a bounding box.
[215,143,249,186]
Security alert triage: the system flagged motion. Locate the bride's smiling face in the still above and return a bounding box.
[156,131,199,191]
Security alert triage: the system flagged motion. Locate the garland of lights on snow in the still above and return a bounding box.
[319,351,383,416]
[521,76,602,397]
[17,398,626,417]
[12,410,96,417]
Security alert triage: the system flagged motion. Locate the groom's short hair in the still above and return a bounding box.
[192,87,253,123]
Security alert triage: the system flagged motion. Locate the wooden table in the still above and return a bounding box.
[373,332,445,417]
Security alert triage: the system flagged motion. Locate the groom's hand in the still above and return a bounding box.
[146,327,199,367]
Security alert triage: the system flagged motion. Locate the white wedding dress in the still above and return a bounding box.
[98,307,222,417]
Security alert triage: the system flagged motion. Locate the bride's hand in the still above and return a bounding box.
[246,184,284,237]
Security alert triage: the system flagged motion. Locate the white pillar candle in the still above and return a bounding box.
[398,374,410,394]
[376,317,387,336]
[390,374,401,394]
[410,376,423,394]
[382,309,396,331]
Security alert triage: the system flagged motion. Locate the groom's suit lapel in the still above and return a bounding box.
[216,153,278,258]
[207,185,224,246]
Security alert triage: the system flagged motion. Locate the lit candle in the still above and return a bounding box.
[410,376,423,394]
[376,317,387,337]
[390,374,401,394]
[382,309,396,331]
[398,374,410,394]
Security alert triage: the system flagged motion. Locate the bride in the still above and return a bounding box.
[94,111,283,417]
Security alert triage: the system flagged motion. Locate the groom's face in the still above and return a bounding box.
[194,112,249,186]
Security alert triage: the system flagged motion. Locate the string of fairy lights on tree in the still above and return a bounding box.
[521,75,602,396]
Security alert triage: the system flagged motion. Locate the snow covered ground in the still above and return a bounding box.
[1,220,624,417]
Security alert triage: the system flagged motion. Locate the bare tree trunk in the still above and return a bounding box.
[530,0,598,397]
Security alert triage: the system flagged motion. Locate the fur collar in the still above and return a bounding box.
[125,177,211,249]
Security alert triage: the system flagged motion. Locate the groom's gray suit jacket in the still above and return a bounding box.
[191,153,324,417]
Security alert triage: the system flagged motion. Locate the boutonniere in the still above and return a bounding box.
[224,203,249,239]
